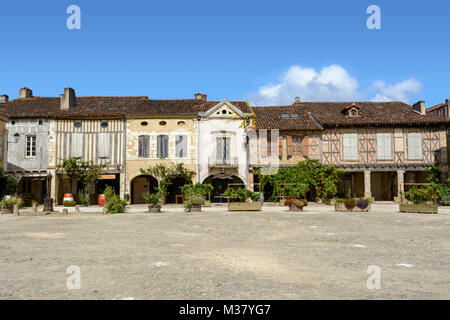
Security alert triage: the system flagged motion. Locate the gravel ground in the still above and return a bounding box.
[0,203,449,300]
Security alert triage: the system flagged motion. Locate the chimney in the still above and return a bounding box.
[19,87,33,99]
[60,87,76,110]
[0,95,8,104]
[294,97,301,103]
[446,99,450,119]
[412,100,425,115]
[194,93,207,101]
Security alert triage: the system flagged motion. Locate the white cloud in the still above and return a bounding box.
[247,64,421,105]
[370,79,422,102]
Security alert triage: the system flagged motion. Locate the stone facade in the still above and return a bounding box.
[125,116,198,203]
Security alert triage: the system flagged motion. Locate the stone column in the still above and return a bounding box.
[50,170,58,205]
[397,170,405,203]
[364,170,372,198]
[248,171,254,191]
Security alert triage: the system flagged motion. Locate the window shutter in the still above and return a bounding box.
[139,135,149,158]
[216,137,223,159]
[98,133,110,158]
[176,135,187,158]
[301,136,309,157]
[162,135,168,158]
[376,133,392,160]
[71,133,83,157]
[224,137,231,159]
[278,136,283,158]
[260,136,267,157]
[287,136,293,157]
[157,135,162,158]
[343,134,358,160]
[408,132,422,160]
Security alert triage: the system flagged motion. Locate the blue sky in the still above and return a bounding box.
[0,0,449,107]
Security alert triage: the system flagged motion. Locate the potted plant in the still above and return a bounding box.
[202,184,214,207]
[334,198,346,211]
[400,184,440,214]
[355,198,372,212]
[1,196,23,214]
[344,198,356,210]
[181,183,211,212]
[143,191,163,213]
[223,187,262,211]
[285,199,304,212]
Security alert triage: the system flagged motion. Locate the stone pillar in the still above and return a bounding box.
[397,170,405,203]
[364,170,372,198]
[50,170,58,205]
[248,171,254,191]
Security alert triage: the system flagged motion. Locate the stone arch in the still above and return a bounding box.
[130,175,158,204]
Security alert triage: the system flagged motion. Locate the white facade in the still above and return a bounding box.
[197,100,252,186]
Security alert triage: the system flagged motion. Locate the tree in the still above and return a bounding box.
[61,157,106,205]
[0,161,18,197]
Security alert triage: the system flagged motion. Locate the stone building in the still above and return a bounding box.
[427,99,450,176]
[124,95,251,204]
[251,99,449,201]
[0,87,145,204]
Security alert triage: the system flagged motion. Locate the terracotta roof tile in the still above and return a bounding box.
[253,101,449,130]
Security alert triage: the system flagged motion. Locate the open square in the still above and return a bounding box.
[1,203,449,300]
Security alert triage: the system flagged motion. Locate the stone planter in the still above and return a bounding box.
[148,206,161,213]
[186,204,202,212]
[228,202,262,211]
[399,203,438,214]
[1,206,13,214]
[289,203,304,212]
[323,198,336,205]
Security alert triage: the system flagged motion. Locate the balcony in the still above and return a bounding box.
[208,156,239,168]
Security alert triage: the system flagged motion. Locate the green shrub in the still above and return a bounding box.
[104,186,127,214]
[181,183,211,209]
[334,197,345,203]
[293,200,305,207]
[142,192,162,207]
[0,196,23,208]
[223,187,259,202]
[63,200,76,207]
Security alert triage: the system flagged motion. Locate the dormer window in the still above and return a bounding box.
[342,103,361,117]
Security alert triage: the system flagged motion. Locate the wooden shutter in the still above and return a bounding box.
[139,135,149,158]
[162,135,168,158]
[216,137,223,159]
[287,136,293,157]
[278,136,283,158]
[301,136,309,157]
[176,135,187,158]
[98,133,110,158]
[261,136,267,157]
[224,137,231,159]
[71,133,83,157]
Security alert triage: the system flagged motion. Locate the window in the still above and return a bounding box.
[25,136,36,157]
[292,137,302,156]
[159,121,167,126]
[71,133,83,157]
[267,137,272,156]
[216,137,231,160]
[98,133,111,158]
[407,132,423,160]
[343,133,358,160]
[175,135,187,158]
[141,121,148,127]
[100,121,109,128]
[74,121,82,128]
[138,135,150,158]
[157,135,169,158]
[376,133,392,160]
